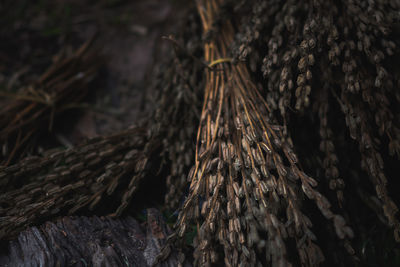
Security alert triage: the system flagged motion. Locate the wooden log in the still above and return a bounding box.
[0,208,190,267]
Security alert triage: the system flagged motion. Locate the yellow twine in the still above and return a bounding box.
[208,58,232,68]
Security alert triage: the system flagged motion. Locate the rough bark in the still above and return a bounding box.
[0,208,190,267]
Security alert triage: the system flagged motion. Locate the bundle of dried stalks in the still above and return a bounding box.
[162,0,400,266]
[0,127,155,240]
[230,0,400,264]
[1,0,400,266]
[0,11,203,241]
[153,26,204,209]
[0,38,100,166]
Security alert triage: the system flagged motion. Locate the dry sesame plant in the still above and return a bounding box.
[1,0,400,266]
[169,0,354,266]
[164,0,400,266]
[231,0,400,256]
[0,128,152,239]
[0,11,203,241]
[251,0,400,228]
[0,38,100,166]
[152,12,204,209]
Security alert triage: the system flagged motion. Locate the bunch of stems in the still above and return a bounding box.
[174,1,354,266]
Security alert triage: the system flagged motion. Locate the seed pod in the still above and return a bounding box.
[242,112,250,125]
[272,191,279,202]
[245,179,253,188]
[244,155,251,168]
[217,159,224,170]
[235,197,241,213]
[248,126,257,141]
[242,138,250,153]
[252,148,263,165]
[210,157,219,169]
[277,164,287,177]
[70,162,84,172]
[300,40,308,50]
[224,123,230,138]
[308,54,315,65]
[209,175,217,191]
[266,176,277,190]
[188,166,196,181]
[210,222,215,233]
[228,185,235,200]
[298,57,307,71]
[260,164,269,178]
[286,149,298,164]
[217,174,224,185]
[227,202,233,217]
[279,82,286,93]
[178,223,187,237]
[235,116,243,129]
[295,86,302,98]
[297,74,306,86]
[218,127,224,138]
[84,152,97,161]
[201,200,208,216]
[204,160,212,174]
[210,121,216,138]
[308,38,316,49]
[253,188,260,201]
[306,69,312,80]
[281,67,289,80]
[251,171,259,184]
[261,142,272,154]
[302,184,314,199]
[199,146,210,160]
[288,79,294,90]
[228,142,235,159]
[270,214,279,229]
[211,140,218,154]
[260,181,269,193]
[233,158,242,171]
[222,145,230,162]
[233,182,240,196]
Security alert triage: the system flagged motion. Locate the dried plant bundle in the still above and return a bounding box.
[0,127,154,240]
[164,0,400,266]
[1,0,400,266]
[0,12,204,241]
[0,38,100,166]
